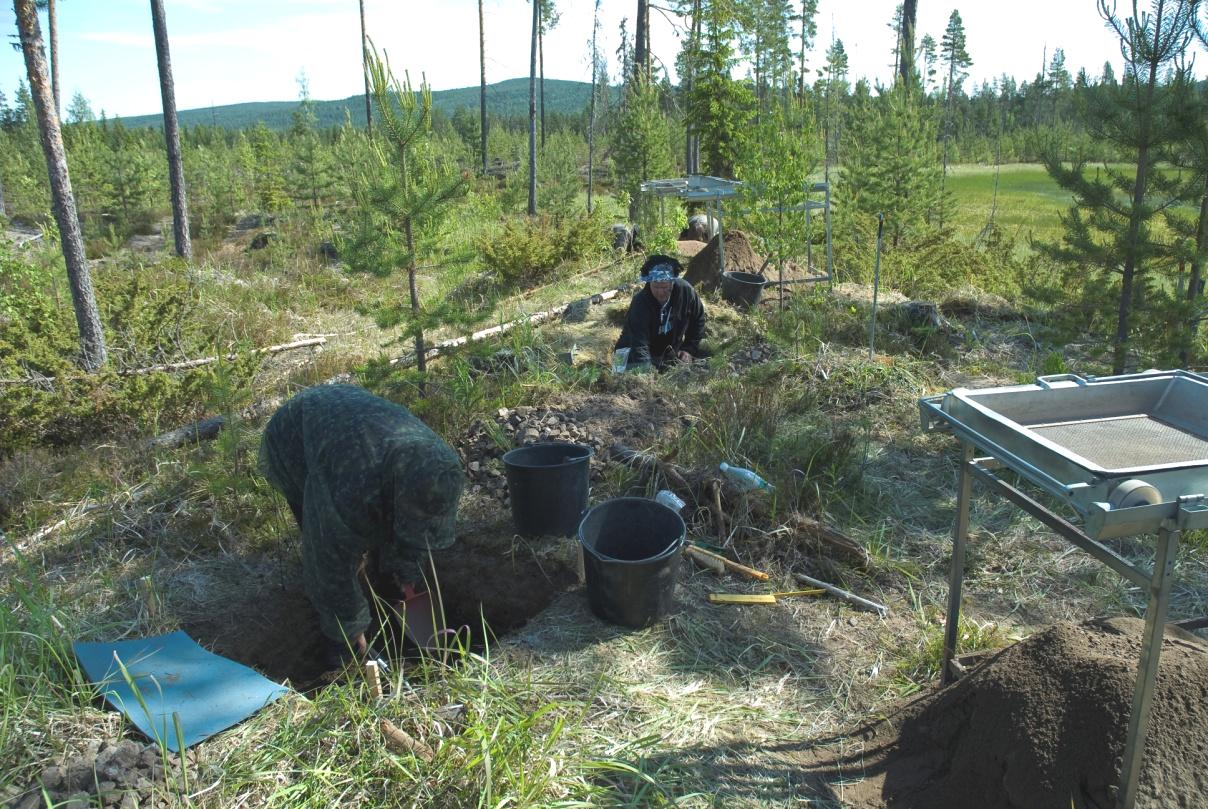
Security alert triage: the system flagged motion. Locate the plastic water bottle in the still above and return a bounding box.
[719,462,773,491]
[654,490,686,513]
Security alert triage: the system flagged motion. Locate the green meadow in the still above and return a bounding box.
[944,163,1074,247]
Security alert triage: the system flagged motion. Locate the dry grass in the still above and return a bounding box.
[5,229,1208,807]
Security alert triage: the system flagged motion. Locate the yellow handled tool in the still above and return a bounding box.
[708,589,824,604]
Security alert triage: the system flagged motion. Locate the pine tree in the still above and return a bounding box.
[1040,0,1199,373]
[919,34,938,95]
[340,47,467,385]
[65,91,92,124]
[838,82,945,248]
[613,79,673,220]
[478,0,487,173]
[898,0,917,85]
[587,0,603,212]
[939,9,972,229]
[527,0,538,215]
[735,98,819,304]
[686,5,754,178]
[288,74,336,210]
[14,0,105,370]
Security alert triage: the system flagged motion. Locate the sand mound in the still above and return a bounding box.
[684,230,767,293]
[797,618,1208,809]
[684,230,828,293]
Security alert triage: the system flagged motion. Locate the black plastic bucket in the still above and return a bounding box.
[721,271,767,309]
[502,442,592,537]
[578,497,685,628]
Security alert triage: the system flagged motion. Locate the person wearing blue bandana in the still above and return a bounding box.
[614,254,707,370]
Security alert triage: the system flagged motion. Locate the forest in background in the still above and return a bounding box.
[1,0,1207,444]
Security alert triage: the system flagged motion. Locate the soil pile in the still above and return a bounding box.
[684,230,827,293]
[798,618,1208,809]
[684,230,767,293]
[6,739,200,809]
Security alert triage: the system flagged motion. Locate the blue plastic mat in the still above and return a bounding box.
[73,631,290,751]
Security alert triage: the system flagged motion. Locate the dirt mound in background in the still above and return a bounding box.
[796,618,1208,808]
[684,230,767,293]
[684,230,827,294]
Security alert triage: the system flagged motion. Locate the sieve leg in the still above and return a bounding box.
[942,443,974,686]
[1117,525,1178,809]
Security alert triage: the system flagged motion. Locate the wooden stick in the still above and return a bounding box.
[794,572,888,617]
[390,285,626,368]
[380,718,435,762]
[364,660,383,700]
[683,545,725,574]
[0,338,326,384]
[686,544,769,581]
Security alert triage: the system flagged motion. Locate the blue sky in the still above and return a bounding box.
[1,1,1130,119]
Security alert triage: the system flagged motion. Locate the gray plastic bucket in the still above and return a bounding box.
[578,497,684,628]
[721,271,767,309]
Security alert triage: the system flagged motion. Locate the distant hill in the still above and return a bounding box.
[116,77,603,131]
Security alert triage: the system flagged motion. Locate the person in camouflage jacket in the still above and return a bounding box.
[259,384,464,664]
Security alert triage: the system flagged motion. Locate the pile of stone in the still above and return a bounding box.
[4,739,199,809]
[459,406,605,502]
[728,341,777,373]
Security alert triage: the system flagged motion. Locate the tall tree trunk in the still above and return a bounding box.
[150,0,192,260]
[898,0,917,85]
[539,16,546,150]
[48,0,60,117]
[634,0,648,85]
[527,0,538,216]
[1114,19,1164,375]
[797,0,807,99]
[686,0,700,173]
[939,60,955,230]
[359,0,372,134]
[0,171,7,219]
[15,0,106,371]
[1179,193,1207,366]
[588,0,600,212]
[478,0,488,174]
[405,217,426,391]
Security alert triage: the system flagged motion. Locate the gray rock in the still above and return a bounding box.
[317,241,339,261]
[562,299,590,323]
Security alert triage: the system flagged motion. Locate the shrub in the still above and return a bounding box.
[0,248,260,450]
[479,210,607,287]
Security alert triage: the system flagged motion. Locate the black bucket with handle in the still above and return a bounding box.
[578,497,685,628]
[721,271,767,309]
[502,442,592,537]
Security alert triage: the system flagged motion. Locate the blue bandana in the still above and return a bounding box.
[639,264,677,283]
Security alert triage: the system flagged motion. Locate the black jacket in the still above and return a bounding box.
[615,278,706,366]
